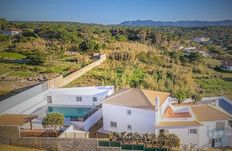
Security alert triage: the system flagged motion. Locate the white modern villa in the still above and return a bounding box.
[0,86,114,132]
[45,86,114,130]
[102,88,232,149]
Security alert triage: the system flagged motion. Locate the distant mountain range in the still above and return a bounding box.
[119,20,232,27]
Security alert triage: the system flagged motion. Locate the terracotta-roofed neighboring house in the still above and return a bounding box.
[2,28,22,36]
[102,88,171,133]
[221,60,232,71]
[102,88,232,149]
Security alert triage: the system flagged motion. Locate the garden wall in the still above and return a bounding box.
[0,126,119,151]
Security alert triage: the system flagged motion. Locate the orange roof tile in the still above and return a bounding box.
[163,106,192,118]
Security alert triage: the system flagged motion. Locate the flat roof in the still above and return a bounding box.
[0,114,37,126]
[191,105,232,121]
[156,121,202,128]
[47,86,114,96]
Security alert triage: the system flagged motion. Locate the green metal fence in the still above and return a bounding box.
[98,140,167,151]
[144,147,167,151]
[121,144,144,150]
[98,140,121,147]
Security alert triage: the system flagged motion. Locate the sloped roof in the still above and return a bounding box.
[103,88,170,110]
[142,90,170,107]
[163,106,192,118]
[156,121,202,128]
[191,104,232,121]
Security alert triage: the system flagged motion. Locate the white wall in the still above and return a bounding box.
[46,88,113,106]
[84,108,102,131]
[103,104,155,133]
[161,126,199,146]
[198,120,231,148]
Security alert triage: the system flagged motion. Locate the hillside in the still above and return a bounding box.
[120,20,232,27]
[0,19,232,100]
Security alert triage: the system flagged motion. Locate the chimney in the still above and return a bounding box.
[155,96,160,111]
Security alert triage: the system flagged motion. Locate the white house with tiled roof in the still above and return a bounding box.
[102,88,232,149]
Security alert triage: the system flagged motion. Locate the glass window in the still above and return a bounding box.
[189,129,197,134]
[93,97,97,102]
[127,110,131,115]
[127,124,132,130]
[76,97,82,101]
[110,121,117,128]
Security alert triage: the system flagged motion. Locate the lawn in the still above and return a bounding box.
[0,51,26,60]
[0,144,44,151]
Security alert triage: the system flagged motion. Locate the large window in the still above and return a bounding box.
[189,129,197,134]
[93,97,97,102]
[76,97,82,101]
[110,121,117,128]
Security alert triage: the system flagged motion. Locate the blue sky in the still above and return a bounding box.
[0,0,232,24]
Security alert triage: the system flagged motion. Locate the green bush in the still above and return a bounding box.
[42,112,64,130]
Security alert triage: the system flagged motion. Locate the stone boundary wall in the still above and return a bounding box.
[0,54,106,114]
[0,126,119,151]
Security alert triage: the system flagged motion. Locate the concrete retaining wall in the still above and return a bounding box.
[0,126,119,151]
